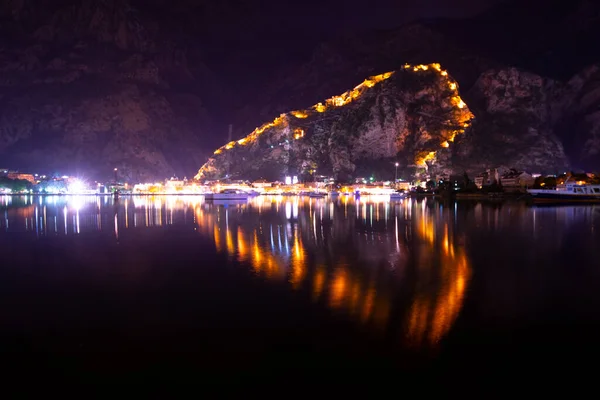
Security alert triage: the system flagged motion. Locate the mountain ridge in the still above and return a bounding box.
[1,0,599,180]
[230,0,600,171]
[197,63,571,182]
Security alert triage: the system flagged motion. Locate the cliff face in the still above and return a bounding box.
[229,0,600,173]
[197,64,474,181]
[0,0,217,181]
[448,68,569,175]
[201,64,596,180]
[558,65,600,170]
[2,0,599,180]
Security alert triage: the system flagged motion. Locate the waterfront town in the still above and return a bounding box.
[1,166,598,198]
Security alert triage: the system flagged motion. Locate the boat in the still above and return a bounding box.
[328,191,340,197]
[308,191,327,198]
[528,183,600,203]
[205,189,249,201]
[390,191,406,199]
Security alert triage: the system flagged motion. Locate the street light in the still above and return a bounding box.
[395,162,399,183]
[114,167,118,183]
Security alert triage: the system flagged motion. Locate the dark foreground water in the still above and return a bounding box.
[1,194,600,382]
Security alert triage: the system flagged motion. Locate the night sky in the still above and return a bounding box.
[204,0,504,86]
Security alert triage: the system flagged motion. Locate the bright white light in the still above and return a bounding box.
[292,176,298,184]
[68,179,86,194]
[69,195,84,211]
[285,176,292,185]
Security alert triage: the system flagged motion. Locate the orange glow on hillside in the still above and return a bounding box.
[402,63,473,169]
[291,110,308,118]
[416,151,436,167]
[315,102,327,112]
[197,63,474,179]
[205,71,397,159]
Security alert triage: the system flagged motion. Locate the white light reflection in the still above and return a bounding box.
[69,195,84,212]
[285,201,292,220]
[270,225,275,251]
[114,212,119,240]
[395,215,400,252]
[293,199,298,219]
[63,206,68,234]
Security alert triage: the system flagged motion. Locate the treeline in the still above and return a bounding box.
[0,177,33,192]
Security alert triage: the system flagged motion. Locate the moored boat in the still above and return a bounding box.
[205,189,249,201]
[528,183,600,203]
[390,191,406,199]
[308,191,327,198]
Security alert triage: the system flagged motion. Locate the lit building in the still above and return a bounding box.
[7,172,36,184]
[252,179,272,188]
[500,170,535,191]
[396,181,411,191]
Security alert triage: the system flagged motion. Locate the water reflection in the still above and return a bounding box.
[193,195,472,345]
[2,195,598,351]
[406,201,471,347]
[0,195,205,236]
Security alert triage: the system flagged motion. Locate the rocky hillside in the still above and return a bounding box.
[2,0,598,180]
[230,0,600,172]
[449,68,570,174]
[197,61,582,181]
[558,65,600,171]
[0,0,222,181]
[198,63,569,182]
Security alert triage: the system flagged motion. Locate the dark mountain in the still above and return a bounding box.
[198,64,568,182]
[230,0,600,172]
[0,0,228,181]
[1,0,599,181]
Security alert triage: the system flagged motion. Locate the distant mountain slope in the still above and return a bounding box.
[0,0,225,180]
[231,0,600,170]
[197,64,569,182]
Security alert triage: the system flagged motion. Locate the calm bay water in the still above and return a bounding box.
[1,194,600,379]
